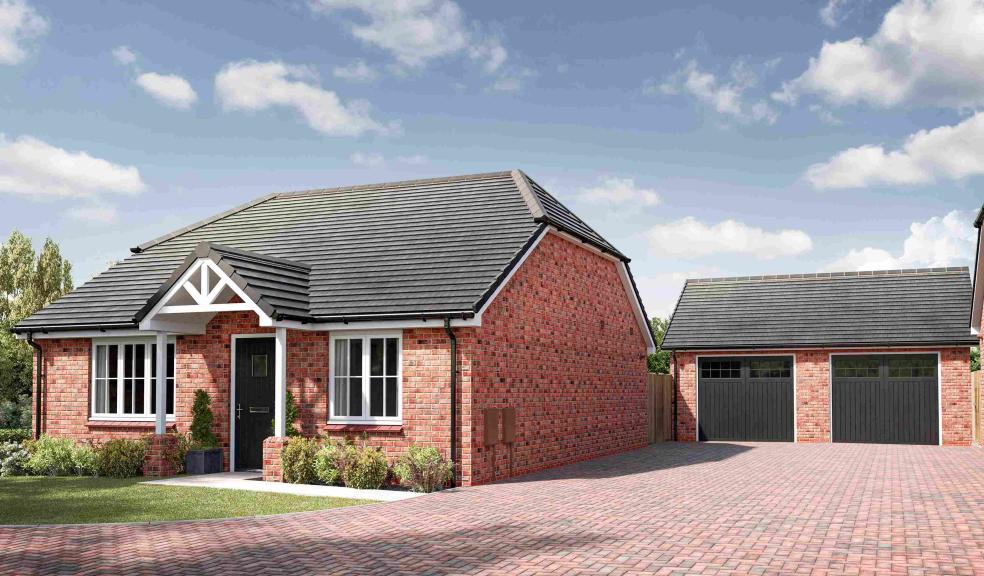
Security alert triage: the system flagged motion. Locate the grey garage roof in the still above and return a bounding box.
[16,170,634,332]
[661,267,978,350]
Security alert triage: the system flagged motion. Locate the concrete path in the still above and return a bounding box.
[142,471,422,501]
[2,442,983,575]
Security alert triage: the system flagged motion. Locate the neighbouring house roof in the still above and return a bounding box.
[662,267,978,350]
[16,170,645,333]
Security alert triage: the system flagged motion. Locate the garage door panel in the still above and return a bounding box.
[698,357,793,442]
[831,355,938,445]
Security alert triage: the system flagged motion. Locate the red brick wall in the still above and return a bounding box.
[674,347,972,446]
[469,233,650,485]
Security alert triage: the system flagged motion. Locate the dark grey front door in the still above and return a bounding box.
[235,337,275,470]
[697,356,794,442]
[831,354,939,445]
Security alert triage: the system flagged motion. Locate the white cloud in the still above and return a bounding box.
[64,204,119,225]
[823,210,974,271]
[0,0,47,65]
[490,67,535,93]
[578,177,660,207]
[309,0,506,72]
[647,217,812,259]
[658,59,778,125]
[820,0,854,27]
[136,72,198,109]
[777,0,984,109]
[112,45,137,66]
[214,60,389,137]
[397,154,428,165]
[0,134,146,199]
[805,111,984,189]
[350,151,383,166]
[333,60,377,82]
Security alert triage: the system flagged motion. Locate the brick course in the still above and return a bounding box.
[32,232,649,484]
[674,347,972,446]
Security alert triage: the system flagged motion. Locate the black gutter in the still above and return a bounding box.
[11,322,135,335]
[443,317,458,487]
[672,351,678,442]
[275,310,475,324]
[26,334,42,440]
[662,340,981,351]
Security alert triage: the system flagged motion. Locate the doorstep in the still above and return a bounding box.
[141,472,423,501]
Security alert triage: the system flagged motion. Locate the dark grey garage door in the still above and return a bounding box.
[697,356,794,442]
[831,354,939,445]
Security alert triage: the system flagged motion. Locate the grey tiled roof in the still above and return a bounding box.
[661,267,978,350]
[17,170,628,331]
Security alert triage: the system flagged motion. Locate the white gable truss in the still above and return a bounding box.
[139,258,273,333]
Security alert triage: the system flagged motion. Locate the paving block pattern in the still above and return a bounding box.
[2,442,983,575]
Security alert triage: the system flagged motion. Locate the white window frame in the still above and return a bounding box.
[90,337,177,422]
[328,331,403,425]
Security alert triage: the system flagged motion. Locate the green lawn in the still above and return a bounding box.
[0,476,371,525]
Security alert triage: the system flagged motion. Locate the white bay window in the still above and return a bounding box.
[329,332,401,424]
[92,339,175,420]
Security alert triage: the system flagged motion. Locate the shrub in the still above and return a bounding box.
[0,441,29,477]
[25,435,77,476]
[393,445,453,493]
[0,428,30,444]
[271,390,301,437]
[162,433,191,474]
[342,442,389,490]
[281,436,319,484]
[0,395,31,429]
[189,389,219,449]
[313,441,344,485]
[71,443,99,476]
[97,438,147,478]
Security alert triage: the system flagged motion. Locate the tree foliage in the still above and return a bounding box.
[972,347,980,372]
[647,316,671,374]
[0,231,73,402]
[189,389,219,449]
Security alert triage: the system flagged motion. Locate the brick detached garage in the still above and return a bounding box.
[661,268,976,446]
[14,171,655,485]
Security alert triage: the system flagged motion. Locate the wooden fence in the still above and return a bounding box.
[647,373,673,443]
[974,371,982,446]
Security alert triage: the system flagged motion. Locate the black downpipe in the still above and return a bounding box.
[672,351,678,441]
[26,334,43,439]
[443,317,458,487]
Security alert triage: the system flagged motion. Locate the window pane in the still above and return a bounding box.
[334,377,348,416]
[134,379,144,414]
[370,377,383,416]
[124,345,133,378]
[151,344,157,379]
[167,378,174,415]
[834,356,880,378]
[701,359,741,379]
[167,343,175,379]
[334,340,348,377]
[349,378,362,416]
[251,354,268,377]
[95,379,106,414]
[349,339,362,376]
[96,345,106,379]
[386,338,398,376]
[887,354,937,378]
[370,338,384,376]
[385,377,398,417]
[108,345,118,379]
[134,344,145,378]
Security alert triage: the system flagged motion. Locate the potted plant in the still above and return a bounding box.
[185,389,222,474]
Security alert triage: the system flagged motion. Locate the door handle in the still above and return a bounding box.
[236,403,242,420]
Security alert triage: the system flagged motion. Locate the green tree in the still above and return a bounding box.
[972,347,979,372]
[189,389,219,448]
[0,231,73,402]
[647,316,671,374]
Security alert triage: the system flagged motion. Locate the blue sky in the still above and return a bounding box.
[1,0,983,317]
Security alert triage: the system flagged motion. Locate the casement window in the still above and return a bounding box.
[91,340,175,420]
[329,332,401,424]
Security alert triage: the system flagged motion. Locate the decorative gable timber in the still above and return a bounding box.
[137,242,311,333]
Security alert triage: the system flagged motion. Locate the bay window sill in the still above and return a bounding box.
[87,419,177,430]
[325,423,403,433]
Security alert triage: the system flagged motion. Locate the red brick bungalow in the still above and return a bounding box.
[14,171,655,485]
[662,266,976,446]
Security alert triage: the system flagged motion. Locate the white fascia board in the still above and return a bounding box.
[972,234,984,333]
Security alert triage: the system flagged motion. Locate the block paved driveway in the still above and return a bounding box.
[2,442,983,575]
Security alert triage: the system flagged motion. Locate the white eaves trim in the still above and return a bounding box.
[971,228,984,334]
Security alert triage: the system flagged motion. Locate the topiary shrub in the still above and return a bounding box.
[281,436,319,484]
[0,429,31,444]
[25,435,77,476]
[313,441,345,485]
[393,445,453,493]
[97,438,147,478]
[271,390,301,437]
[0,441,29,477]
[341,442,389,490]
[189,390,219,449]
